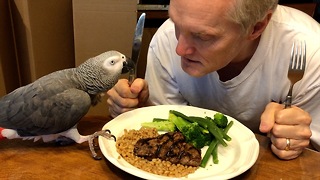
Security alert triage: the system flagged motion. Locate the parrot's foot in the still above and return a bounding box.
[55,136,76,146]
[88,129,116,160]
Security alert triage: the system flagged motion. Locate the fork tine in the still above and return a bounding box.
[297,42,302,70]
[297,41,303,70]
[285,41,306,108]
[302,40,306,70]
[290,42,295,69]
[290,41,306,71]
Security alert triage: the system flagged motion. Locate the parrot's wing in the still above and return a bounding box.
[0,82,91,136]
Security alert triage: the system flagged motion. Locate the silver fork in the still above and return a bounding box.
[284,41,306,108]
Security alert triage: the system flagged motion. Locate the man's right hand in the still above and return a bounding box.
[106,78,150,117]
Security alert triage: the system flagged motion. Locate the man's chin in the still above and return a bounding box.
[180,58,207,77]
[181,65,205,77]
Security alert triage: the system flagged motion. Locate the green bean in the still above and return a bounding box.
[169,110,188,119]
[188,116,228,146]
[170,110,227,146]
[206,122,228,147]
[200,139,218,168]
[211,121,234,164]
[189,115,232,141]
[211,143,219,164]
[224,120,234,133]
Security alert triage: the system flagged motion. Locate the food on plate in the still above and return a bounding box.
[141,110,233,167]
[168,111,212,149]
[116,128,198,177]
[115,110,233,177]
[134,131,201,167]
[141,120,176,132]
[213,112,229,128]
[170,110,231,146]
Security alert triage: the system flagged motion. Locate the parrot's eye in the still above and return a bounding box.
[122,55,125,59]
[110,60,115,65]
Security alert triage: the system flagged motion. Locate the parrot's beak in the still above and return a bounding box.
[122,57,135,74]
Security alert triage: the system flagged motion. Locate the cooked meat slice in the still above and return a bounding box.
[133,132,173,160]
[133,131,201,167]
[179,143,202,167]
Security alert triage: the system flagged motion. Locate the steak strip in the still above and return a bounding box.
[133,131,201,167]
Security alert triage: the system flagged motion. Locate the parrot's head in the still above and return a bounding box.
[121,57,135,74]
[98,50,134,75]
[76,50,134,94]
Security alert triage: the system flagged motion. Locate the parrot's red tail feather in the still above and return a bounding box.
[0,127,6,140]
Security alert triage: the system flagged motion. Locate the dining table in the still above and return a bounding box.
[1,115,319,180]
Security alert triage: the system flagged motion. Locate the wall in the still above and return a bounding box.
[73,0,137,117]
[0,0,20,96]
[10,0,75,86]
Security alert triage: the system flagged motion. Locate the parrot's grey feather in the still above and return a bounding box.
[1,70,91,136]
[0,50,133,138]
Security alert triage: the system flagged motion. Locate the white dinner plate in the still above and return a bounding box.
[99,105,259,180]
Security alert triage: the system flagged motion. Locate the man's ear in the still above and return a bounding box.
[248,11,273,40]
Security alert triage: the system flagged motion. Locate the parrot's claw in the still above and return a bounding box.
[88,129,116,160]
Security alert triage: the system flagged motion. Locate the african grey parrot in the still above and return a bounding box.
[0,50,134,159]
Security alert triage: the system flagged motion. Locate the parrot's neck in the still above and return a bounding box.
[68,68,89,92]
[74,64,107,95]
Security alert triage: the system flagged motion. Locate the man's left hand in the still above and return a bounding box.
[260,102,312,160]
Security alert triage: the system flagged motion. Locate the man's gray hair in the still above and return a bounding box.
[227,0,279,34]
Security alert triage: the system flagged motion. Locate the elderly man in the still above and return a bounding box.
[107,0,320,160]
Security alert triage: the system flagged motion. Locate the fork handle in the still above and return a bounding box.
[128,68,136,86]
[284,95,292,108]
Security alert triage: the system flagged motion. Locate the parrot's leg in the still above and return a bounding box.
[58,127,89,144]
[58,128,115,160]
[88,129,116,160]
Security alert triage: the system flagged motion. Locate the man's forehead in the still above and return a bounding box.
[168,0,234,22]
[169,3,232,35]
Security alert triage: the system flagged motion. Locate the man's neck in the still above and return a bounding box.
[217,37,260,82]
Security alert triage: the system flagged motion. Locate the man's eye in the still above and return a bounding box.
[194,33,212,41]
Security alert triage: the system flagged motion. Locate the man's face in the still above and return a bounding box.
[169,0,249,77]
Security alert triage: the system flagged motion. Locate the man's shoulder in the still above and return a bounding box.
[156,18,175,35]
[150,18,176,47]
[273,5,319,27]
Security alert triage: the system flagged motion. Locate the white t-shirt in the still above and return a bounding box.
[145,5,320,150]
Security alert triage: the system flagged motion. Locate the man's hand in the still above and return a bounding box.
[106,78,150,117]
[260,102,312,160]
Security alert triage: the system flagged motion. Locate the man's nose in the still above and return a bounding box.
[175,34,195,56]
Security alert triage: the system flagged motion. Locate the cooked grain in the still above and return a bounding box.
[116,127,198,178]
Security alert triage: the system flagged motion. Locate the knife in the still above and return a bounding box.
[128,13,146,85]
